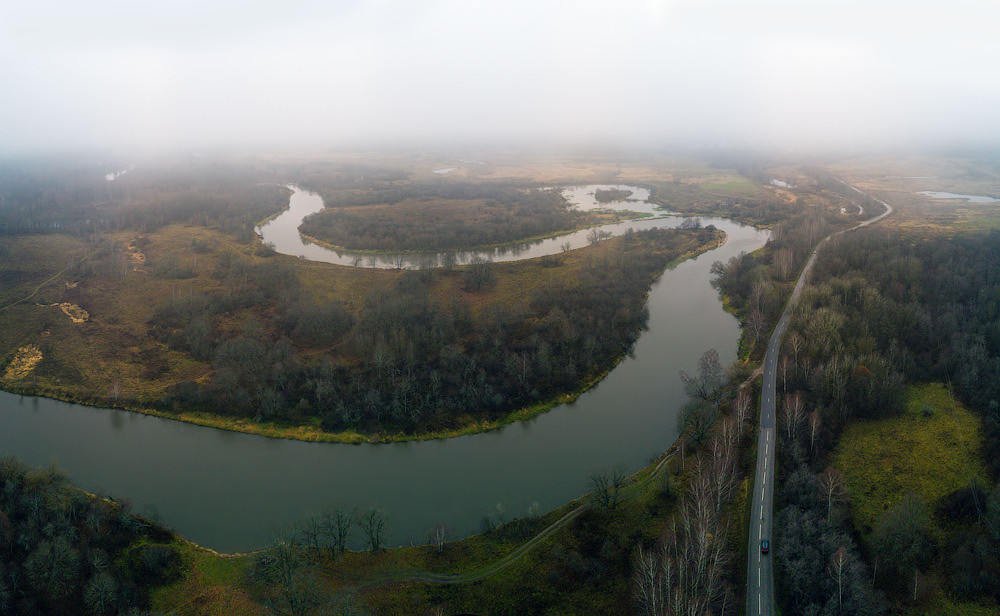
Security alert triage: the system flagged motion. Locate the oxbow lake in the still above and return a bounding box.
[918,190,999,203]
[0,186,769,552]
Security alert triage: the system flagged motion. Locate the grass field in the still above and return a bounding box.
[835,383,986,537]
[827,156,1000,233]
[835,383,993,615]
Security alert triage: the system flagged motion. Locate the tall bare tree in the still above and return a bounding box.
[781,392,806,443]
[828,546,852,612]
[429,522,450,553]
[591,469,628,512]
[787,330,805,367]
[817,467,847,520]
[779,355,790,392]
[808,410,822,454]
[320,508,353,557]
[357,508,387,553]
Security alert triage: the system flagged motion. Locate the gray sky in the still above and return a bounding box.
[1,0,998,153]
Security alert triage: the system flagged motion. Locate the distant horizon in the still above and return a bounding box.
[3,0,999,154]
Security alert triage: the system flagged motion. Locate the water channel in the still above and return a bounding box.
[0,185,769,552]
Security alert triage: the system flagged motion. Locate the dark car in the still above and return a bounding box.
[761,539,769,554]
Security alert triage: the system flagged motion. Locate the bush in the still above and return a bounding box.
[128,544,183,585]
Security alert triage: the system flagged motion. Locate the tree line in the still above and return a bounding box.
[0,457,182,616]
[152,227,721,435]
[770,226,1000,613]
[0,159,289,243]
[298,187,592,252]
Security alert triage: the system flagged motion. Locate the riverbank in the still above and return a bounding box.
[148,344,758,616]
[0,229,725,445]
[295,210,657,257]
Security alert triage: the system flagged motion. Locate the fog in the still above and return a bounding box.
[1,0,998,153]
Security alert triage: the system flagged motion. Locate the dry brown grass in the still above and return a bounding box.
[826,156,1000,232]
[58,302,89,323]
[2,344,42,380]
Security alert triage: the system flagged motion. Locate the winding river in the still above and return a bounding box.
[0,186,769,553]
[257,185,670,269]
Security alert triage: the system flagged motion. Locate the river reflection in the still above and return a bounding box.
[257,185,687,269]
[1,188,770,552]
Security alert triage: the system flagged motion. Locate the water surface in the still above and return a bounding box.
[258,185,674,269]
[2,189,768,552]
[918,190,999,203]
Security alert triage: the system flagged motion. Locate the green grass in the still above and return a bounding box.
[834,383,986,537]
[150,540,260,615]
[146,446,683,615]
[699,175,760,194]
[834,383,995,615]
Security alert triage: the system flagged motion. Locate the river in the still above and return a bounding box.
[257,185,678,269]
[0,186,769,552]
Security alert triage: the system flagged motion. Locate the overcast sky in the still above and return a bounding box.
[1,0,998,153]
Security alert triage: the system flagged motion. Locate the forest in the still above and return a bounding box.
[765,227,1000,614]
[153,225,723,435]
[594,188,633,203]
[0,458,181,616]
[0,159,289,243]
[298,187,598,252]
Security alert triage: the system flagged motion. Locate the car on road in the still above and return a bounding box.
[760,539,769,554]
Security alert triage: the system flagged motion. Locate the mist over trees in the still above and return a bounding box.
[299,187,590,252]
[0,160,290,242]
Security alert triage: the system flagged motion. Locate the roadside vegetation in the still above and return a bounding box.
[768,217,1000,614]
[710,168,878,361]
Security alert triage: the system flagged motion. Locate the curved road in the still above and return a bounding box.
[745,180,892,616]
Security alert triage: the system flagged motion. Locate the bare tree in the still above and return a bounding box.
[587,228,612,245]
[679,349,724,401]
[781,392,806,443]
[429,522,450,553]
[817,467,847,520]
[733,388,753,428]
[591,469,628,512]
[560,241,572,253]
[253,531,325,616]
[788,331,805,367]
[298,514,324,562]
[749,278,768,315]
[779,355,790,392]
[828,546,852,612]
[464,255,496,291]
[774,248,795,281]
[633,545,664,616]
[632,471,735,616]
[808,410,822,454]
[392,253,406,270]
[351,255,363,267]
[357,508,387,553]
[108,379,121,403]
[747,307,766,350]
[708,429,738,513]
[320,508,353,557]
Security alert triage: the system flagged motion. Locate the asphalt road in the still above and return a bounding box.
[744,181,892,616]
